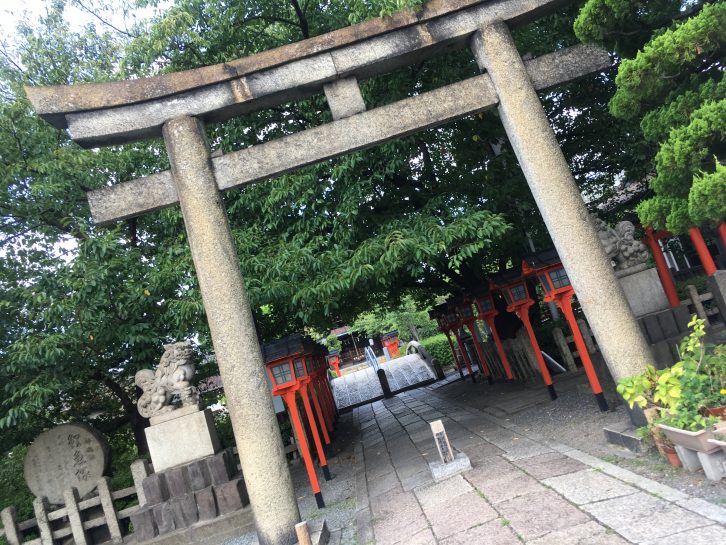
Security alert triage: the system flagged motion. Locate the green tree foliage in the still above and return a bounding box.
[0,1,199,453]
[0,0,644,473]
[576,1,725,233]
[351,295,439,342]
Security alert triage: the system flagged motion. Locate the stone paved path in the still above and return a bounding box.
[350,386,726,545]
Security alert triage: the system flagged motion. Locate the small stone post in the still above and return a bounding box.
[552,327,577,373]
[686,284,709,325]
[64,487,88,545]
[577,319,598,354]
[163,116,300,545]
[130,459,151,506]
[0,506,21,545]
[97,477,123,543]
[471,22,653,383]
[32,496,54,544]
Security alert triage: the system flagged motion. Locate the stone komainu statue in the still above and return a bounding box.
[591,215,650,271]
[135,341,200,419]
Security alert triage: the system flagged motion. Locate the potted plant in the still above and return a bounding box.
[618,317,725,455]
[654,317,724,452]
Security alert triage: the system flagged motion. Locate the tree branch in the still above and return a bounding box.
[73,0,138,39]
[289,0,310,39]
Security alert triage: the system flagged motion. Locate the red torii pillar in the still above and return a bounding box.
[689,227,717,276]
[430,310,466,381]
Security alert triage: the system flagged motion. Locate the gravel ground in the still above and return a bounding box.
[502,384,726,507]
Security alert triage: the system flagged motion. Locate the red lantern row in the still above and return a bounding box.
[428,247,608,412]
[263,336,338,508]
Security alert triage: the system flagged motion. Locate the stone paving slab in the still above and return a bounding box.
[511,451,588,479]
[413,475,472,510]
[580,491,713,543]
[543,469,638,505]
[466,466,546,504]
[423,491,499,540]
[495,488,592,541]
[527,520,630,545]
[439,518,521,545]
[367,471,400,498]
[640,524,726,545]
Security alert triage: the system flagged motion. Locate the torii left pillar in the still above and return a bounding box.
[164,117,300,545]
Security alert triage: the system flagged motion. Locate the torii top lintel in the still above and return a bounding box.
[25,0,569,148]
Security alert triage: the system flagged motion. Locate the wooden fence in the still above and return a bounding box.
[0,477,140,545]
[0,440,298,545]
[681,284,720,325]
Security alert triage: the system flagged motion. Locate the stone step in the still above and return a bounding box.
[603,422,648,453]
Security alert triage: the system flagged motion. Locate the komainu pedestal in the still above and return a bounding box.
[146,408,222,472]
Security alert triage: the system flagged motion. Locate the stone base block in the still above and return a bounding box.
[195,486,218,521]
[697,449,726,481]
[130,506,158,542]
[674,445,726,481]
[429,452,471,482]
[152,503,176,535]
[143,473,170,506]
[619,267,670,317]
[674,445,702,472]
[214,478,249,515]
[146,408,221,472]
[603,422,648,453]
[171,494,199,527]
[206,449,235,485]
[132,504,254,545]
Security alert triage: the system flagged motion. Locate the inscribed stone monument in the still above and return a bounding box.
[24,423,110,505]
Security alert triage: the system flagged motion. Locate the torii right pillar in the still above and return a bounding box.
[471,22,653,384]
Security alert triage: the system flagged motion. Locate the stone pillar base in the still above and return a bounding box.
[146,408,221,472]
[618,267,670,317]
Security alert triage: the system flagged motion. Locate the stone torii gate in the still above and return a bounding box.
[26,1,654,543]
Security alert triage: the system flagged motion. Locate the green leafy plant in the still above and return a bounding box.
[617,316,726,431]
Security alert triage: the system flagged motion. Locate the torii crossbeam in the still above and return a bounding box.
[26,2,654,544]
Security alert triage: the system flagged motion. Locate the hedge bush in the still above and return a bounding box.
[420,333,456,370]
